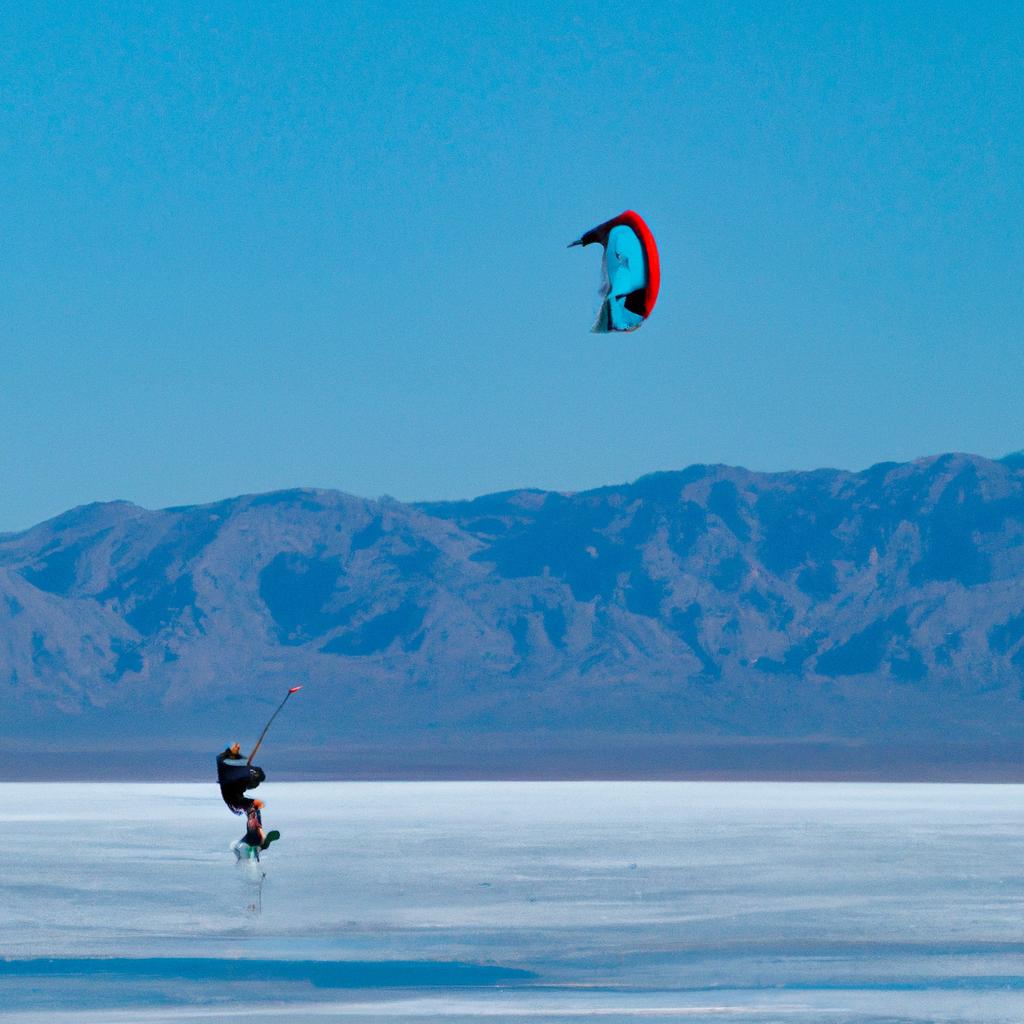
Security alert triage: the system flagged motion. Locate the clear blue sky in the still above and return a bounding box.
[2,3,1022,531]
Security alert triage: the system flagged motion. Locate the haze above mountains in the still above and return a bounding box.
[4,452,1024,779]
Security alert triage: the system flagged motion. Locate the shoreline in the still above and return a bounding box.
[5,771,1024,783]
[5,738,1024,783]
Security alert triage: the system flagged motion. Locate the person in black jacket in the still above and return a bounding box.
[216,742,265,814]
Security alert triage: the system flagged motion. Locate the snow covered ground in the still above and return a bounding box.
[3,781,1024,1022]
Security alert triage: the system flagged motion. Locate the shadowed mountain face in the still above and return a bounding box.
[4,453,1024,775]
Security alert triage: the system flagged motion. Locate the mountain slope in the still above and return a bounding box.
[4,453,1024,775]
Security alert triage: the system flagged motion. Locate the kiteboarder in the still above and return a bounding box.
[217,687,301,858]
[216,742,265,814]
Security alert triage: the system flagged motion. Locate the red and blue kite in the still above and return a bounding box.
[570,210,660,333]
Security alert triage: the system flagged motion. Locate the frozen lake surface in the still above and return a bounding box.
[2,781,1024,1022]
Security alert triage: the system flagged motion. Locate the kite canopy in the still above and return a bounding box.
[570,210,660,333]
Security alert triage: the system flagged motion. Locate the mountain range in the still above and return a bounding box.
[4,452,1024,779]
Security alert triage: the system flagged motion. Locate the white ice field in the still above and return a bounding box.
[3,781,1024,1023]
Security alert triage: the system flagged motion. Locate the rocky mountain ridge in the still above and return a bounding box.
[4,452,1024,775]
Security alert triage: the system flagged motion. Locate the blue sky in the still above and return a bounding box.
[2,3,1022,531]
